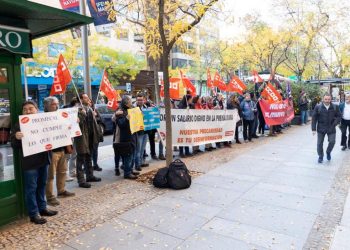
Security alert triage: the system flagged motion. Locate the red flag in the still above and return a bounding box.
[261,82,283,103]
[107,98,119,110]
[213,72,227,91]
[252,70,264,83]
[50,54,72,95]
[226,75,247,95]
[207,68,213,88]
[100,70,116,100]
[179,70,196,96]
[160,77,181,99]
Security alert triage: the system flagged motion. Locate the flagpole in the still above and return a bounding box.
[71,79,83,105]
[95,70,103,106]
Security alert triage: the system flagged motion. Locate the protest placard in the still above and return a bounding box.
[158,109,239,146]
[128,107,144,134]
[19,110,73,157]
[62,107,82,138]
[143,107,160,131]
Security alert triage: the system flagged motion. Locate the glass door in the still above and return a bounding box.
[0,60,22,225]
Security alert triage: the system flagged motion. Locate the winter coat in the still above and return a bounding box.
[11,123,50,171]
[312,103,341,134]
[112,109,136,150]
[298,97,309,111]
[227,101,243,126]
[75,106,102,155]
[240,100,256,121]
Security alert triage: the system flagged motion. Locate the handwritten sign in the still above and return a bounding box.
[62,107,82,137]
[128,107,144,134]
[19,111,73,156]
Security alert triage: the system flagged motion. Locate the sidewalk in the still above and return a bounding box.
[60,126,350,250]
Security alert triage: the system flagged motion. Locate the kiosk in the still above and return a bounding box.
[0,0,92,226]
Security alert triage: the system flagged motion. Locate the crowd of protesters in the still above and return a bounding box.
[11,80,314,225]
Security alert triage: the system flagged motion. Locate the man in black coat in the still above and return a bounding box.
[312,93,341,163]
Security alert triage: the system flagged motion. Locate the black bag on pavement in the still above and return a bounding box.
[167,159,191,190]
[153,167,169,188]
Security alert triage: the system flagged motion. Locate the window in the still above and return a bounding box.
[172,58,187,69]
[0,68,7,84]
[116,29,129,41]
[48,43,66,57]
[134,33,144,43]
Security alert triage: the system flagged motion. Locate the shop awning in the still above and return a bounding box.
[0,0,93,39]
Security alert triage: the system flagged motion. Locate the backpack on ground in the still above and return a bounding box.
[167,159,191,190]
[153,167,169,188]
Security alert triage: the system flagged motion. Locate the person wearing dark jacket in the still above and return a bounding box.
[227,94,243,144]
[11,101,57,224]
[178,94,193,157]
[339,94,350,150]
[113,95,138,179]
[312,93,341,163]
[299,92,309,125]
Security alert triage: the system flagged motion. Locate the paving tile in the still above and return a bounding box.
[330,226,350,250]
[202,217,303,250]
[119,203,208,239]
[240,187,323,214]
[217,199,317,240]
[64,219,182,250]
[148,196,222,220]
[167,184,242,207]
[275,166,335,180]
[193,175,256,193]
[176,229,265,250]
[207,169,262,183]
[252,182,326,199]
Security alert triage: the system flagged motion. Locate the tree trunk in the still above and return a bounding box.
[159,0,173,167]
[147,54,161,104]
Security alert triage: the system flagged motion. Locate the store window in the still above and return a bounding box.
[116,29,129,41]
[0,68,7,84]
[0,89,14,182]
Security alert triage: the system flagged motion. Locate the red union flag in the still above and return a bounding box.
[261,82,283,103]
[160,77,183,99]
[100,70,116,100]
[227,76,247,95]
[252,70,264,83]
[50,54,72,96]
[107,98,119,110]
[259,99,294,126]
[179,70,196,96]
[213,72,227,91]
[207,68,213,88]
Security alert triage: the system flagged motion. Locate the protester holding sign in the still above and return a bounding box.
[10,101,57,224]
[44,97,75,207]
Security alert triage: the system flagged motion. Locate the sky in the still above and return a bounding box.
[30,0,277,41]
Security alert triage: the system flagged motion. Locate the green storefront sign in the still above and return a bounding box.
[0,25,31,56]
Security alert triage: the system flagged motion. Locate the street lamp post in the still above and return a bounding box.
[79,0,91,98]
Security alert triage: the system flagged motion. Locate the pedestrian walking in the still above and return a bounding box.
[339,94,350,151]
[43,97,75,206]
[11,101,58,224]
[299,91,309,125]
[312,93,341,163]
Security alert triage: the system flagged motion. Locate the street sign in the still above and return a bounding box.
[0,25,31,55]
[126,82,131,92]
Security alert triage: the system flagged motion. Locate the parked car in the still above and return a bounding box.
[95,104,115,135]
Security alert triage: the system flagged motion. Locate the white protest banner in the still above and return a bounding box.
[19,110,73,157]
[158,109,239,146]
[62,107,82,138]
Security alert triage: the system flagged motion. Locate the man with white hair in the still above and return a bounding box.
[44,97,75,206]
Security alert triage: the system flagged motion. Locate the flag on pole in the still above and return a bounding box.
[213,72,227,91]
[226,75,247,95]
[100,70,119,110]
[207,68,213,88]
[261,82,283,103]
[252,70,264,83]
[179,70,196,96]
[160,77,183,99]
[50,54,72,96]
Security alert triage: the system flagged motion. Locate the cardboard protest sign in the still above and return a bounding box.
[259,99,295,126]
[19,110,73,157]
[128,107,144,134]
[158,109,239,146]
[62,107,82,138]
[143,107,160,131]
